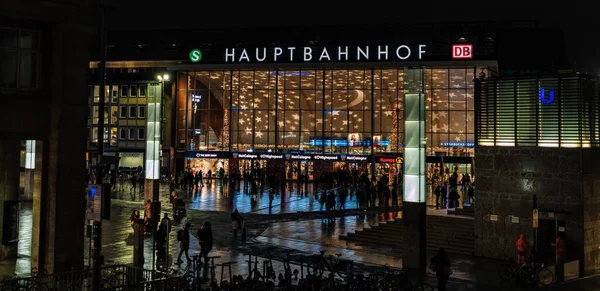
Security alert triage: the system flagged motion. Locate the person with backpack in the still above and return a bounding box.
[176,222,191,264]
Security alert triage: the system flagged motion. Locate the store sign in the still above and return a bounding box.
[185,151,230,158]
[452,44,473,59]
[260,154,284,160]
[346,155,368,162]
[223,44,427,63]
[314,155,339,161]
[286,154,312,161]
[376,156,403,164]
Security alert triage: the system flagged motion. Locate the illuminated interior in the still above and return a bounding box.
[176,68,481,156]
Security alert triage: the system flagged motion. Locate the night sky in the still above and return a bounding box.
[106,1,597,74]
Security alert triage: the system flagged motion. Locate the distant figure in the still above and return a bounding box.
[430,248,452,291]
[552,234,566,282]
[231,209,244,238]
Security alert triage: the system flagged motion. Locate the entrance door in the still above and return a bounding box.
[537,219,557,263]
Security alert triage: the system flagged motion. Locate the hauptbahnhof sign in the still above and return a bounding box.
[223,45,427,63]
[188,43,479,64]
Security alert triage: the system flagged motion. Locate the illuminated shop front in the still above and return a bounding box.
[172,37,497,178]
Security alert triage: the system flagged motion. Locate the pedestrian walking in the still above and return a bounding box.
[176,222,191,264]
[430,248,452,291]
[231,209,244,238]
[197,221,213,263]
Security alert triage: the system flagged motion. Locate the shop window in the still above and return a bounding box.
[119,128,127,140]
[139,84,147,97]
[119,105,127,118]
[129,85,137,97]
[92,106,99,124]
[137,127,145,140]
[138,106,146,119]
[129,106,136,118]
[128,128,136,140]
[120,85,128,97]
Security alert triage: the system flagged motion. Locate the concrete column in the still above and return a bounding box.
[0,139,22,260]
[402,202,427,272]
[144,179,160,202]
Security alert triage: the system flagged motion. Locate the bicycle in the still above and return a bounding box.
[526,262,554,286]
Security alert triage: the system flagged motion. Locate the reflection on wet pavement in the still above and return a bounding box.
[1,181,502,290]
[185,181,362,214]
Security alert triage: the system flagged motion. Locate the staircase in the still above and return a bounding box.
[447,205,475,217]
[340,215,474,256]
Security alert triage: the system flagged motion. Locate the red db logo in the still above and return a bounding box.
[452,44,473,59]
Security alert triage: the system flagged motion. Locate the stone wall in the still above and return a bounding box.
[582,149,600,275]
[474,146,593,273]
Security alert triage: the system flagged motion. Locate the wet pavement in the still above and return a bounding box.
[2,181,597,290]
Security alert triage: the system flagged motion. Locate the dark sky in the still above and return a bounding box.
[106,1,597,74]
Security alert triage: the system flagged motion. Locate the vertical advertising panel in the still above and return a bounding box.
[403,68,426,203]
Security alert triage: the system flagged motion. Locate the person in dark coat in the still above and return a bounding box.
[430,248,451,291]
[197,221,214,263]
[176,222,191,264]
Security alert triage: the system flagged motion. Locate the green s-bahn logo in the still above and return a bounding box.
[189,49,202,63]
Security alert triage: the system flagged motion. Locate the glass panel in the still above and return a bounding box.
[0,49,17,88]
[0,29,18,48]
[18,51,37,88]
[19,31,39,49]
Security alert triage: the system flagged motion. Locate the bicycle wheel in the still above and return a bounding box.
[537,268,554,286]
[413,282,435,291]
[499,265,515,281]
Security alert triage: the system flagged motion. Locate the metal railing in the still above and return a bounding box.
[0,264,178,291]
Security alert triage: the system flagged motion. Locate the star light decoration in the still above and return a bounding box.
[202,68,472,149]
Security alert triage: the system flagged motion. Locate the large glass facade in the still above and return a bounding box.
[177,68,479,156]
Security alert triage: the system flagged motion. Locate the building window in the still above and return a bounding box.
[0,28,40,89]
[119,127,127,140]
[137,127,145,140]
[139,84,147,97]
[128,128,136,140]
[119,105,127,118]
[138,106,146,119]
[129,85,137,97]
[111,85,119,102]
[120,85,128,97]
[110,128,117,146]
[111,106,118,124]
[129,106,136,118]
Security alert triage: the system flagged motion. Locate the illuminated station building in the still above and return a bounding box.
[93,22,600,274]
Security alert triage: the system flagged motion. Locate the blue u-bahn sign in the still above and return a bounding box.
[539,88,555,105]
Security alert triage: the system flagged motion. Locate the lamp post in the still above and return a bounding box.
[147,73,168,271]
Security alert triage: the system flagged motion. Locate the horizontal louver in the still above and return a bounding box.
[476,76,598,148]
